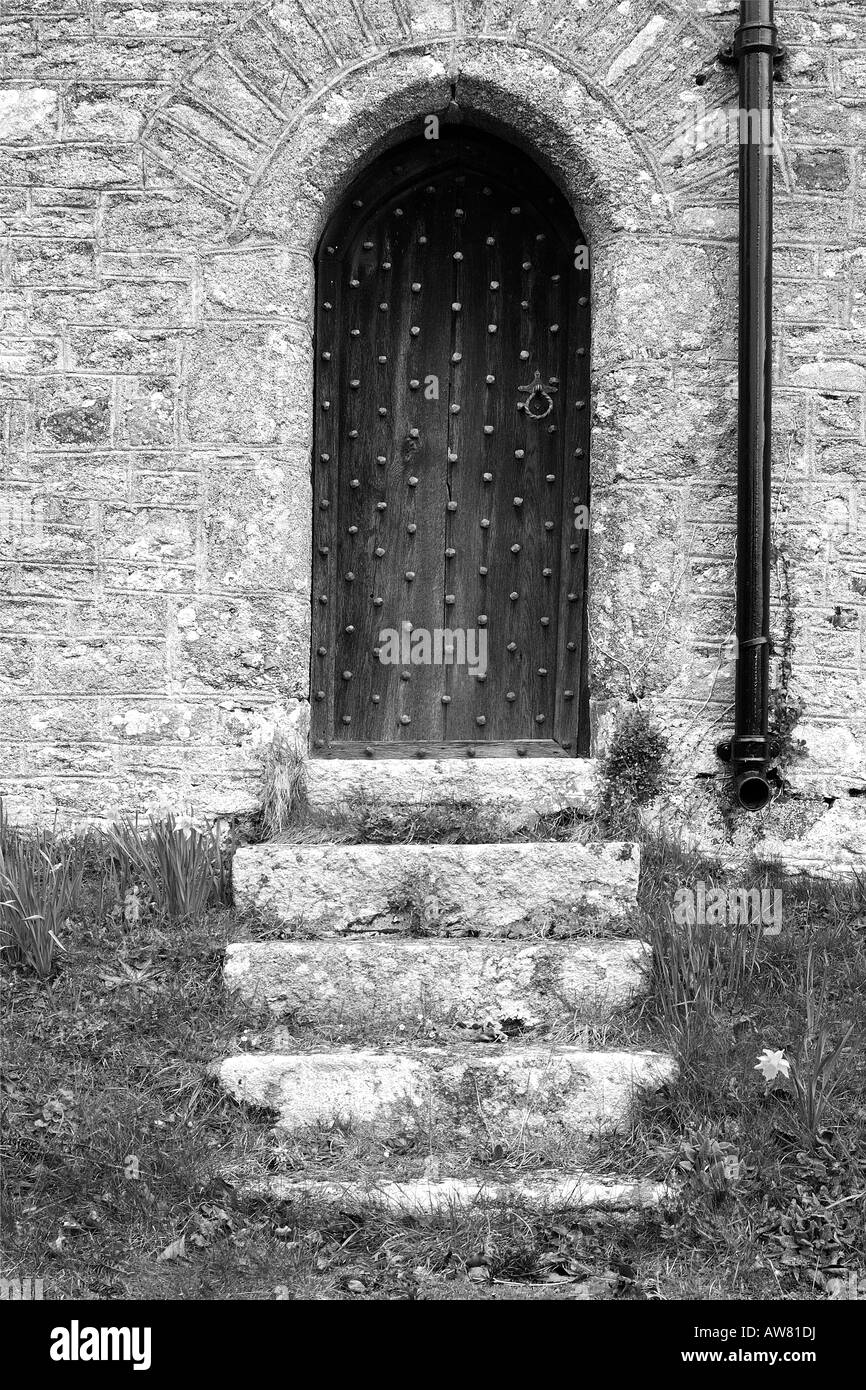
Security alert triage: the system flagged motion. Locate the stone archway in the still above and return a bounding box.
[118,3,745,809]
[149,38,693,750]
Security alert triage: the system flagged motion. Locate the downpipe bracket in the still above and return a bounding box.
[718,35,786,67]
[717,733,775,765]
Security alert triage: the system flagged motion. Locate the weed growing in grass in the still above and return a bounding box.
[677,1127,743,1198]
[0,800,85,979]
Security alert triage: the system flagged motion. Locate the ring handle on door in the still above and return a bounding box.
[518,370,558,420]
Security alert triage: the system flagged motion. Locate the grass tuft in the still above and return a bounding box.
[0,800,85,979]
[258,736,308,839]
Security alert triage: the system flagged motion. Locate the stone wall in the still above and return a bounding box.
[0,1,863,839]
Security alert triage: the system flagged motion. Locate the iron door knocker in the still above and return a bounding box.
[518,370,557,420]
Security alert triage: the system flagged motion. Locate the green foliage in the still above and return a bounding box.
[600,705,670,815]
[768,544,807,771]
[0,801,83,980]
[102,813,230,927]
[677,1126,743,1197]
[648,909,763,1056]
[768,688,807,763]
[787,947,854,1139]
[355,803,493,845]
[628,839,865,1295]
[0,799,233,980]
[3,807,865,1300]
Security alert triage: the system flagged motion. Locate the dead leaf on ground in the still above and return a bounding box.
[158,1235,186,1262]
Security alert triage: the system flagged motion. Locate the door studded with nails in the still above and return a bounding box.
[311,129,590,758]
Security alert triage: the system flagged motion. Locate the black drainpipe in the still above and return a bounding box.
[717,0,782,812]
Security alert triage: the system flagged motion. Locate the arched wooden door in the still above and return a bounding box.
[310,129,590,758]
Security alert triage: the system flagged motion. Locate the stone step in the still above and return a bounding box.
[225,938,651,1028]
[304,757,598,827]
[232,840,639,935]
[236,1172,673,1213]
[218,1047,676,1139]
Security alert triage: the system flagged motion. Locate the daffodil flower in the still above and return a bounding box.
[754,1048,791,1082]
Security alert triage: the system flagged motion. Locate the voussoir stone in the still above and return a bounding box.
[218,1047,677,1137]
[224,938,651,1026]
[231,840,640,933]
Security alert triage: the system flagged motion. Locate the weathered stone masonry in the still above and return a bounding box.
[0,2,864,853]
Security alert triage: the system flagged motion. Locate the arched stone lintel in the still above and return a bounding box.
[178,33,732,721]
[235,40,676,253]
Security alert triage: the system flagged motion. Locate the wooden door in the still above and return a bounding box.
[310,130,590,758]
